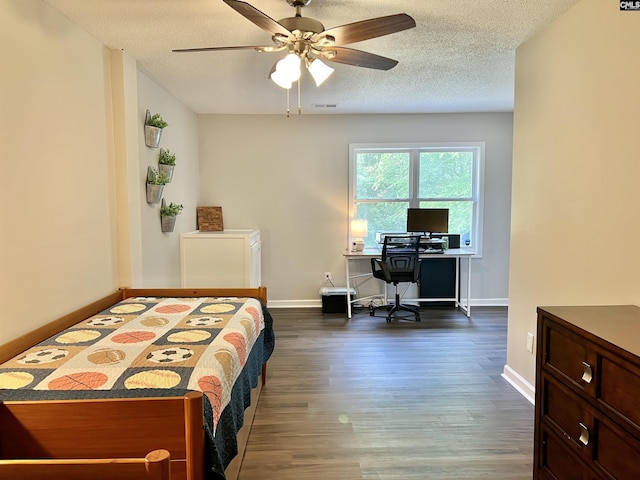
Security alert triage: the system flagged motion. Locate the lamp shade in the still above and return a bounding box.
[351,219,368,238]
[307,58,334,86]
[270,53,301,89]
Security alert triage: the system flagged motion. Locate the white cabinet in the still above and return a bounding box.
[180,229,261,288]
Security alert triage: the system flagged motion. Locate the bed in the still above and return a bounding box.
[0,287,274,480]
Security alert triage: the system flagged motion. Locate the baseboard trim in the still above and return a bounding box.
[267,299,322,309]
[502,364,535,405]
[268,298,508,309]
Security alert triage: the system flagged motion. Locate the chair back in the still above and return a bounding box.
[379,235,422,283]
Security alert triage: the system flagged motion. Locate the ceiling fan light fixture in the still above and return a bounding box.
[276,53,301,81]
[270,69,293,89]
[307,58,334,86]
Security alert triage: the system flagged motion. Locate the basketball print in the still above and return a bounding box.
[245,306,260,321]
[87,348,126,365]
[198,375,223,424]
[155,304,191,314]
[124,369,181,389]
[200,304,236,314]
[86,316,124,327]
[245,306,261,331]
[0,371,35,389]
[110,303,146,314]
[18,348,69,365]
[186,316,222,327]
[224,332,247,364]
[167,329,211,343]
[56,329,101,344]
[146,347,194,364]
[111,331,156,344]
[48,371,108,390]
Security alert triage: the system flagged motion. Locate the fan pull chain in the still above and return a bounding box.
[286,87,290,118]
[297,78,301,115]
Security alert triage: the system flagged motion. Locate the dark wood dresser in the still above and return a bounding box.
[534,305,640,479]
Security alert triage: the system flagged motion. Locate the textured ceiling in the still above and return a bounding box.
[42,0,581,115]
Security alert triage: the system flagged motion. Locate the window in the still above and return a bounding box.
[349,143,484,252]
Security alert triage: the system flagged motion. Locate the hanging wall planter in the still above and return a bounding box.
[161,214,177,233]
[160,199,184,233]
[146,167,169,205]
[158,148,176,182]
[144,110,168,148]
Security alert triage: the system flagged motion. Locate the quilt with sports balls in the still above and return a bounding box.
[0,296,269,433]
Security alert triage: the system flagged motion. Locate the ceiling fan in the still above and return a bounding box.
[173,0,416,92]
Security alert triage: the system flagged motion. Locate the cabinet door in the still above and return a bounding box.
[181,236,247,287]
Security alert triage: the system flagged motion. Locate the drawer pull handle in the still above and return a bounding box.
[581,362,593,384]
[578,423,590,446]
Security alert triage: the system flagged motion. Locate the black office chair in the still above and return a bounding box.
[370,235,422,323]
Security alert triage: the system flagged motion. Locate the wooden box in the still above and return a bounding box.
[197,206,223,232]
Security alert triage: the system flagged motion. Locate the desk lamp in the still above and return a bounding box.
[350,219,368,252]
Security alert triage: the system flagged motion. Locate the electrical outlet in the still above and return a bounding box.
[526,332,535,354]
[324,272,332,283]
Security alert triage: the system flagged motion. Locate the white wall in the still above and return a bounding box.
[198,113,513,306]
[0,0,117,342]
[505,0,640,398]
[137,74,200,287]
[0,0,201,345]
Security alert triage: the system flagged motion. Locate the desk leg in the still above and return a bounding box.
[455,257,460,308]
[465,257,471,318]
[345,257,352,319]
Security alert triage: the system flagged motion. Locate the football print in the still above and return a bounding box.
[17,348,69,365]
[87,316,124,327]
[186,316,222,327]
[146,347,194,364]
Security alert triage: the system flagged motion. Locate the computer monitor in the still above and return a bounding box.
[406,208,449,234]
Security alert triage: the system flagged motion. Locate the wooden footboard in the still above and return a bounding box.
[0,449,171,480]
[0,392,203,480]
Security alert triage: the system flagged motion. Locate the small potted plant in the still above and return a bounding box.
[146,167,170,205]
[160,200,184,232]
[158,148,176,182]
[144,110,168,148]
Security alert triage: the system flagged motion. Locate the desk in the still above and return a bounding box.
[343,248,475,319]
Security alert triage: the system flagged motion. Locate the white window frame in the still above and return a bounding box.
[348,142,485,255]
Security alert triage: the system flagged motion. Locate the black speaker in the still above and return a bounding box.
[431,233,460,249]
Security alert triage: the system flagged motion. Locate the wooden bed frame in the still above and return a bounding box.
[0,287,269,480]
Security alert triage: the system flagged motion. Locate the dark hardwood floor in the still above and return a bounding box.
[240,306,534,479]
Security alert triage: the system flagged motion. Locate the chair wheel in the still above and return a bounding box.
[415,315,420,322]
[386,317,391,323]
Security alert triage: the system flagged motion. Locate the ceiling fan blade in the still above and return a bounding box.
[223,0,293,39]
[318,13,416,45]
[322,46,399,70]
[173,45,284,53]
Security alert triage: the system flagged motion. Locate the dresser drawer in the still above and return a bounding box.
[599,355,640,432]
[543,320,597,397]
[541,374,594,458]
[594,419,640,479]
[537,425,592,480]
